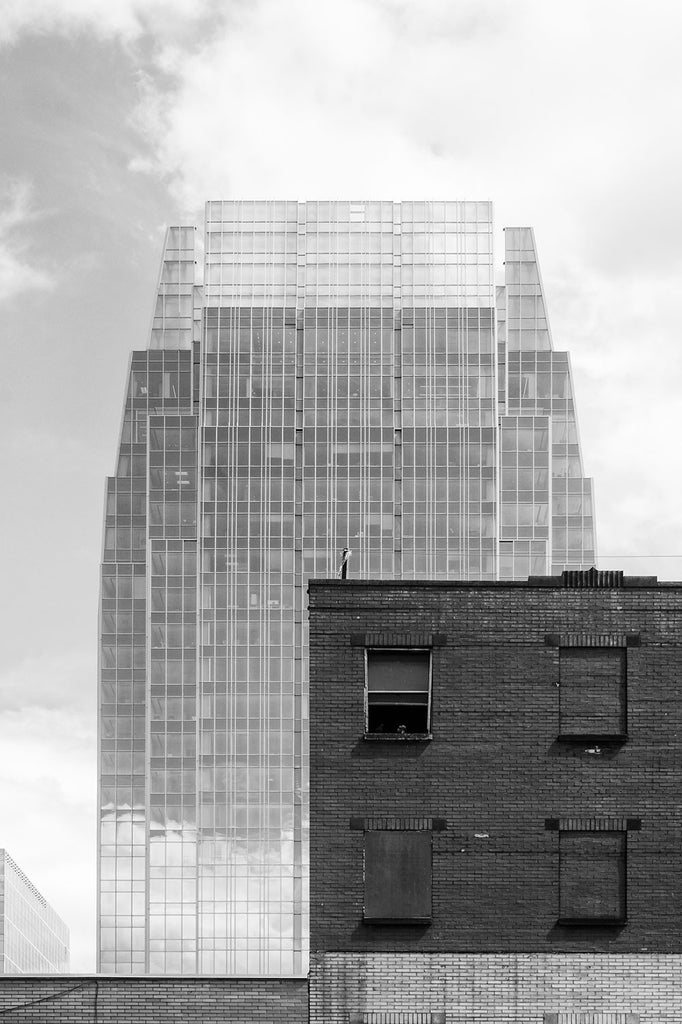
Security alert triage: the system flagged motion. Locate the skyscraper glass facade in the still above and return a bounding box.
[0,850,69,973]
[98,202,595,974]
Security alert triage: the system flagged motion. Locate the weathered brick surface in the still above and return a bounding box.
[308,578,682,953]
[0,976,308,1023]
[309,952,682,1023]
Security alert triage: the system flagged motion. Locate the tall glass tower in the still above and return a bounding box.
[98,202,595,974]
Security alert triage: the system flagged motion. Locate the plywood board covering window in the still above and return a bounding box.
[559,831,626,924]
[559,647,626,738]
[363,830,432,923]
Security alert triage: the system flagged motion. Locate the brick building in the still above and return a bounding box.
[307,571,682,1023]
[3,569,682,1021]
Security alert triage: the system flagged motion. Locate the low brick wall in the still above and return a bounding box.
[310,952,682,1023]
[0,976,308,1023]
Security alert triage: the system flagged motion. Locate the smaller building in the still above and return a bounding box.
[0,850,69,973]
[307,570,682,1024]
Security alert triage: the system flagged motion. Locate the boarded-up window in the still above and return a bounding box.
[559,648,626,738]
[366,650,430,734]
[559,831,626,923]
[364,830,432,923]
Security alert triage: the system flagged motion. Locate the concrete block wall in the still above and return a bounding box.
[307,578,682,953]
[0,976,308,1023]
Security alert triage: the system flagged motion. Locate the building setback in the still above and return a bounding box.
[0,850,69,973]
[98,202,595,974]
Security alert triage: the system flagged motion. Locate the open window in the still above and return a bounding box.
[559,830,626,925]
[363,829,432,924]
[559,647,626,740]
[365,649,431,735]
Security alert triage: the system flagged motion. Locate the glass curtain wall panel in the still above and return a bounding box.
[98,204,596,976]
[497,227,596,578]
[0,851,69,973]
[98,228,200,975]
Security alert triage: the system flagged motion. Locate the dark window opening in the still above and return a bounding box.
[366,649,430,734]
[559,831,626,924]
[559,647,626,739]
[363,830,432,923]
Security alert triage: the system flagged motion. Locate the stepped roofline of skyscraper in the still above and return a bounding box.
[99,201,596,974]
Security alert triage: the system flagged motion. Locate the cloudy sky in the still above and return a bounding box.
[1,0,681,972]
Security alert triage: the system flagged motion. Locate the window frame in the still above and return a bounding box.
[363,828,432,925]
[364,646,432,739]
[558,646,627,742]
[558,829,627,926]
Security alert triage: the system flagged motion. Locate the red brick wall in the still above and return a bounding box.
[0,976,308,1023]
[308,578,682,953]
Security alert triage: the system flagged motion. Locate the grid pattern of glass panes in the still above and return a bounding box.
[499,415,550,579]
[99,203,597,977]
[301,306,395,578]
[505,349,595,571]
[148,412,199,973]
[150,227,197,350]
[205,201,299,306]
[496,283,508,415]
[400,308,496,579]
[149,539,198,973]
[503,227,553,353]
[99,560,147,972]
[198,200,498,975]
[200,303,303,974]
[0,852,69,973]
[399,204,496,578]
[501,228,596,574]
[99,339,195,973]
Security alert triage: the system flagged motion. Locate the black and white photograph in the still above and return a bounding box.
[1,0,681,1019]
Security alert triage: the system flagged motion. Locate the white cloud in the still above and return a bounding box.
[129,0,511,208]
[0,179,55,302]
[0,0,221,47]
[545,264,682,579]
[0,246,53,303]
[0,706,94,804]
[0,649,93,713]
[120,0,682,254]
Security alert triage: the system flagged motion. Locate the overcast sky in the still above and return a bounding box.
[1,0,681,972]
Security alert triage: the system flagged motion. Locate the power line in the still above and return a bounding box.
[0,981,98,1018]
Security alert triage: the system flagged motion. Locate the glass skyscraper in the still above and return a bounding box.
[98,201,595,974]
[0,850,69,973]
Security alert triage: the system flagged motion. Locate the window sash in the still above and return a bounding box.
[367,650,430,692]
[365,649,431,734]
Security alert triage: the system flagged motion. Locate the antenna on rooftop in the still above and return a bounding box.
[337,547,351,580]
